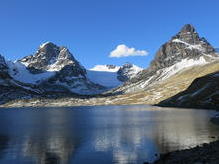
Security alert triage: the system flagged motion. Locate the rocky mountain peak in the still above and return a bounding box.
[19,42,83,74]
[114,24,218,94]
[117,63,143,82]
[37,42,75,61]
[150,24,216,72]
[180,24,196,33]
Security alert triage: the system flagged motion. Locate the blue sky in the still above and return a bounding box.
[0,0,218,69]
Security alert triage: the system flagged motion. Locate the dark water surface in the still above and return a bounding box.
[0,105,218,164]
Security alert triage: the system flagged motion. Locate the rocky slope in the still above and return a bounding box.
[158,70,219,109]
[0,55,43,105]
[112,24,218,94]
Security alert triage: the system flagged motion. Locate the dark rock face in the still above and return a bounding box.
[158,71,219,109]
[0,55,10,79]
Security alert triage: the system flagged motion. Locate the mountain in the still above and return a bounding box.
[0,42,106,98]
[87,64,142,88]
[0,54,44,105]
[113,24,218,94]
[1,24,219,107]
[117,63,143,82]
[0,42,142,104]
[158,70,219,109]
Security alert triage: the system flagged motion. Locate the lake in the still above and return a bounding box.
[0,105,218,164]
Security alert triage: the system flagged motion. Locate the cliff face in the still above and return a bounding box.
[0,54,10,80]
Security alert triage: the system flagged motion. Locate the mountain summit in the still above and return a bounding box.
[150,24,216,72]
[20,42,86,75]
[113,24,218,93]
[5,42,105,95]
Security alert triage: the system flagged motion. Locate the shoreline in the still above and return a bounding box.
[151,115,219,164]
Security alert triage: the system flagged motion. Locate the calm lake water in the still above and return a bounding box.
[0,105,218,164]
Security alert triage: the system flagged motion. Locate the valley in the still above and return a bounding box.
[0,24,219,109]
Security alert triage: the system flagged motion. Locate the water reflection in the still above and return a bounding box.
[21,109,78,164]
[0,106,218,164]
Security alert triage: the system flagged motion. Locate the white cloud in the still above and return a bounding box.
[109,44,148,58]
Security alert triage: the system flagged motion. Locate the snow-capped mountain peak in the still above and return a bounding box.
[39,41,53,49]
[19,42,81,73]
[117,63,143,82]
[113,24,219,93]
[2,43,106,95]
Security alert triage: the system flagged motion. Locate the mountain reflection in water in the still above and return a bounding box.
[0,105,218,164]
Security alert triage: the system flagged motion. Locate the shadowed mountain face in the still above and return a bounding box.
[113,24,218,94]
[158,71,219,109]
[0,55,10,79]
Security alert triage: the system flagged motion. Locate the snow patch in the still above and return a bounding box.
[87,70,122,88]
[7,61,55,84]
[172,39,205,51]
[160,57,207,80]
[39,42,51,49]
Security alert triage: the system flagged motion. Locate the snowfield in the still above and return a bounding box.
[87,64,142,88]
[7,61,55,84]
[87,70,122,88]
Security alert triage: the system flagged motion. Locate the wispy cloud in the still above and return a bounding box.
[109,44,148,58]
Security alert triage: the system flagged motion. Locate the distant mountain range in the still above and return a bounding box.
[0,24,219,107]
